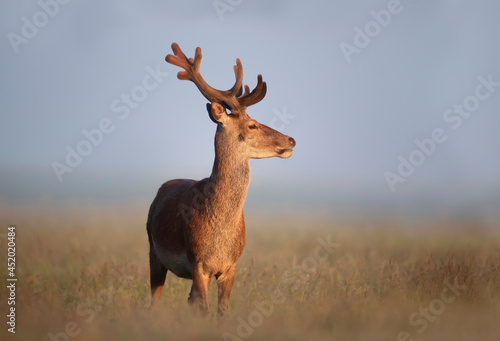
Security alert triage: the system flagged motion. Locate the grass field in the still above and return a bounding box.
[1,202,499,341]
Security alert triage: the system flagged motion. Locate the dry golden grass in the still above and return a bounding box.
[1,202,499,341]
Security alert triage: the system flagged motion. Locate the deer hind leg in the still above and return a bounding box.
[188,263,212,316]
[216,265,236,317]
[149,249,167,308]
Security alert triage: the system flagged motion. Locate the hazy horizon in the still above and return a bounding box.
[2,1,500,222]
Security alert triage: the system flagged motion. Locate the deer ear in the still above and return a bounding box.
[207,100,228,124]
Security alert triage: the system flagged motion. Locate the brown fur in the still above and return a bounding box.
[147,44,295,316]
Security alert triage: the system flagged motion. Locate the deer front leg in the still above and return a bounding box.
[216,265,236,317]
[188,263,211,316]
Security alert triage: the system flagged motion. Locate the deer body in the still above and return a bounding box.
[147,43,295,316]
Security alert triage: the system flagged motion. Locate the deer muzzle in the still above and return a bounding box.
[276,137,296,159]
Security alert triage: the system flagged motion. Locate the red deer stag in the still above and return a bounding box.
[147,43,296,316]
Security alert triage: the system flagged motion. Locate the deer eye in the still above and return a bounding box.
[248,124,258,130]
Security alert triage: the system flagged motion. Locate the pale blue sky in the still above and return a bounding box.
[1,0,500,218]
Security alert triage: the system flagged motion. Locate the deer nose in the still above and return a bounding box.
[289,137,296,148]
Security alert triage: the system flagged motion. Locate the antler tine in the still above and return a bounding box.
[240,85,250,97]
[228,59,243,98]
[237,75,267,107]
[166,43,225,104]
[165,43,265,112]
[165,43,193,81]
[165,44,187,67]
[192,47,202,72]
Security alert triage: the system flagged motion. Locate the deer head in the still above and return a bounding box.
[165,43,296,160]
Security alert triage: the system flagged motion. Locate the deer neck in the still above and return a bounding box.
[208,132,251,217]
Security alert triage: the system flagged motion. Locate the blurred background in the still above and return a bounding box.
[1,0,499,226]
